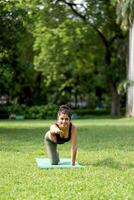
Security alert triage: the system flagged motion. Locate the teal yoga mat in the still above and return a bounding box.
[36,158,84,169]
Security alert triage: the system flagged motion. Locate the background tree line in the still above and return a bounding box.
[0,0,134,117]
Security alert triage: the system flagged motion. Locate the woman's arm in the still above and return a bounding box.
[71,126,77,166]
[50,124,64,137]
[47,124,63,143]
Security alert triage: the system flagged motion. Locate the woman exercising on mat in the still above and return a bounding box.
[44,105,77,166]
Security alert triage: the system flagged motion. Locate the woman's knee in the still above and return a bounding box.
[50,159,59,165]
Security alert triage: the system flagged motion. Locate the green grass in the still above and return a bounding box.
[0,118,134,200]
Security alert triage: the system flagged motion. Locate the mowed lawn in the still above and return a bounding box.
[0,118,134,200]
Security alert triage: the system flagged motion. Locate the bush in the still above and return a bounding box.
[7,104,27,115]
[72,108,110,117]
[26,104,58,119]
[0,106,9,119]
[0,104,110,120]
[7,104,58,119]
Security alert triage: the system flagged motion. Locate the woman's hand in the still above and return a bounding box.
[55,130,64,138]
[50,124,64,138]
[49,129,64,143]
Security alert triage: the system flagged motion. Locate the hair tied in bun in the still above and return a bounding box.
[58,104,71,119]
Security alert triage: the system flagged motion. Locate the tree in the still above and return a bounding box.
[1,0,128,110]
[32,1,104,106]
[113,0,134,116]
[33,0,126,115]
[0,0,41,105]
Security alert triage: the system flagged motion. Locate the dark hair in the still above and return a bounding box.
[58,105,71,119]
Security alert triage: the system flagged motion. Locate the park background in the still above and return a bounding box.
[0,1,134,200]
[0,0,134,119]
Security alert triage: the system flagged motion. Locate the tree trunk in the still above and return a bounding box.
[109,81,121,116]
[105,48,121,116]
[126,21,134,117]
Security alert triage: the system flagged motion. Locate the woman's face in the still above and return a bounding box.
[58,113,70,128]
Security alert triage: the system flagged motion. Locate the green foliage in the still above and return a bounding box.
[0,106,9,119]
[26,104,58,119]
[114,0,134,29]
[0,0,37,104]
[0,0,129,115]
[7,104,27,115]
[31,1,107,104]
[0,66,13,94]
[72,108,110,117]
[118,80,134,94]
[1,104,110,119]
[1,104,58,119]
[31,0,127,113]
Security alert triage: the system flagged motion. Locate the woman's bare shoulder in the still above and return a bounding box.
[71,123,77,131]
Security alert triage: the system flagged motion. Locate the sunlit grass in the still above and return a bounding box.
[0,118,134,199]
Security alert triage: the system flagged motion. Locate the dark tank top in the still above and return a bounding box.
[55,123,72,144]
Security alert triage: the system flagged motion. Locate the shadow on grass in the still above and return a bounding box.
[92,158,134,170]
[0,127,47,152]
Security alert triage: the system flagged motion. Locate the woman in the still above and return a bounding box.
[44,105,77,166]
